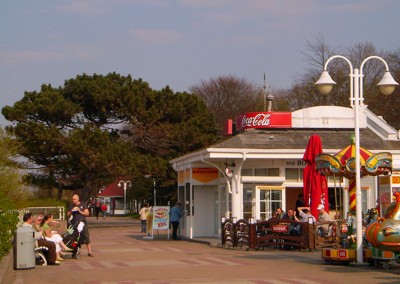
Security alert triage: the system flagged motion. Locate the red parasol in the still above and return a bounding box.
[303,135,329,219]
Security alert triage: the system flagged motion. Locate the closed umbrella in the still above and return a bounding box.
[303,135,329,219]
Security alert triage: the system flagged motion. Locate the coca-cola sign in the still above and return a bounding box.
[236,112,292,130]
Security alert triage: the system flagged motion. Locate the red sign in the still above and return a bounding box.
[236,112,292,131]
[272,224,288,233]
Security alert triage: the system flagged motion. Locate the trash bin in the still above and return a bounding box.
[13,226,35,269]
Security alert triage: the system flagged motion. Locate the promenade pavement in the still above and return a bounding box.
[12,216,400,284]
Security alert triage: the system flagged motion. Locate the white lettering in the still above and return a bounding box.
[241,113,271,128]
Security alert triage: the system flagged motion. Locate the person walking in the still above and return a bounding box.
[139,203,149,233]
[101,203,107,219]
[169,201,182,240]
[95,203,102,220]
[67,194,94,257]
[145,207,153,239]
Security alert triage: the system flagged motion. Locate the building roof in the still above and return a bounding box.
[170,106,400,169]
[98,180,124,197]
[212,128,400,151]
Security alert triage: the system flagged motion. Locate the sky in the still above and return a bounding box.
[1,0,399,126]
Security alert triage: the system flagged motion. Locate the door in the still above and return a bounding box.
[193,185,215,237]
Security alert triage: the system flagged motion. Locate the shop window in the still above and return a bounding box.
[241,168,252,176]
[255,168,267,176]
[259,187,283,220]
[243,188,253,220]
[362,189,368,213]
[285,168,299,181]
[255,168,280,177]
[285,168,304,182]
[268,168,280,176]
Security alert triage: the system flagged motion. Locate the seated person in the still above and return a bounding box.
[22,213,60,265]
[297,207,316,223]
[276,207,287,219]
[39,214,73,261]
[283,208,301,235]
[316,204,331,236]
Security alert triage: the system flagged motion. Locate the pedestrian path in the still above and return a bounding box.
[12,216,400,284]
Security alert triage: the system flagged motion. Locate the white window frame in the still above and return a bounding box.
[255,186,285,220]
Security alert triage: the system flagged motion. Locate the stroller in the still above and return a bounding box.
[62,218,85,259]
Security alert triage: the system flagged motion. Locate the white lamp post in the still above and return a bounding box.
[315,55,398,264]
[118,180,131,215]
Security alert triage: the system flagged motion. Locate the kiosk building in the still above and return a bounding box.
[170,106,400,239]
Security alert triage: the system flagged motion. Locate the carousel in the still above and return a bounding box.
[315,137,398,267]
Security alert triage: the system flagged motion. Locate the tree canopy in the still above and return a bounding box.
[278,37,400,129]
[2,73,220,203]
[189,75,263,133]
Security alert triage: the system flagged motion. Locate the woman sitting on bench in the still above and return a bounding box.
[40,214,73,261]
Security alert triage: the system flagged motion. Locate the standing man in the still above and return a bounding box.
[139,203,149,233]
[295,193,304,213]
[169,201,182,240]
[67,194,94,257]
[22,213,60,265]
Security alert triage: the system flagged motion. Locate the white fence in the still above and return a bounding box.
[21,206,65,221]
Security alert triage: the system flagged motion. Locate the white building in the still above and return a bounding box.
[170,106,400,239]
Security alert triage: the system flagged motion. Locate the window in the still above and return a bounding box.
[243,188,253,220]
[268,168,280,176]
[362,189,368,213]
[241,168,252,176]
[258,186,284,220]
[285,168,298,182]
[255,168,267,176]
[285,168,304,182]
[254,168,280,176]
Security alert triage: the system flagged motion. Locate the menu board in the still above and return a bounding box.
[152,206,170,230]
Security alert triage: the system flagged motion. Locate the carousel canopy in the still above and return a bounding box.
[316,143,392,179]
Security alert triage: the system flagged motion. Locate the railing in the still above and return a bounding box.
[22,206,65,220]
[222,218,317,250]
[315,219,350,249]
[221,219,252,249]
[253,219,316,250]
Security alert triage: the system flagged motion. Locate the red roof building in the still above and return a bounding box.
[98,179,125,215]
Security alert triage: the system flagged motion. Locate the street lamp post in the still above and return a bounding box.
[315,55,398,264]
[118,180,131,215]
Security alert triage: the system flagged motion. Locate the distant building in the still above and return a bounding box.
[97,179,125,215]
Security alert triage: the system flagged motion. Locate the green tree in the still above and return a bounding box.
[0,129,24,258]
[2,73,220,203]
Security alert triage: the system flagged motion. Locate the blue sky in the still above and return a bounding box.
[1,0,399,125]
